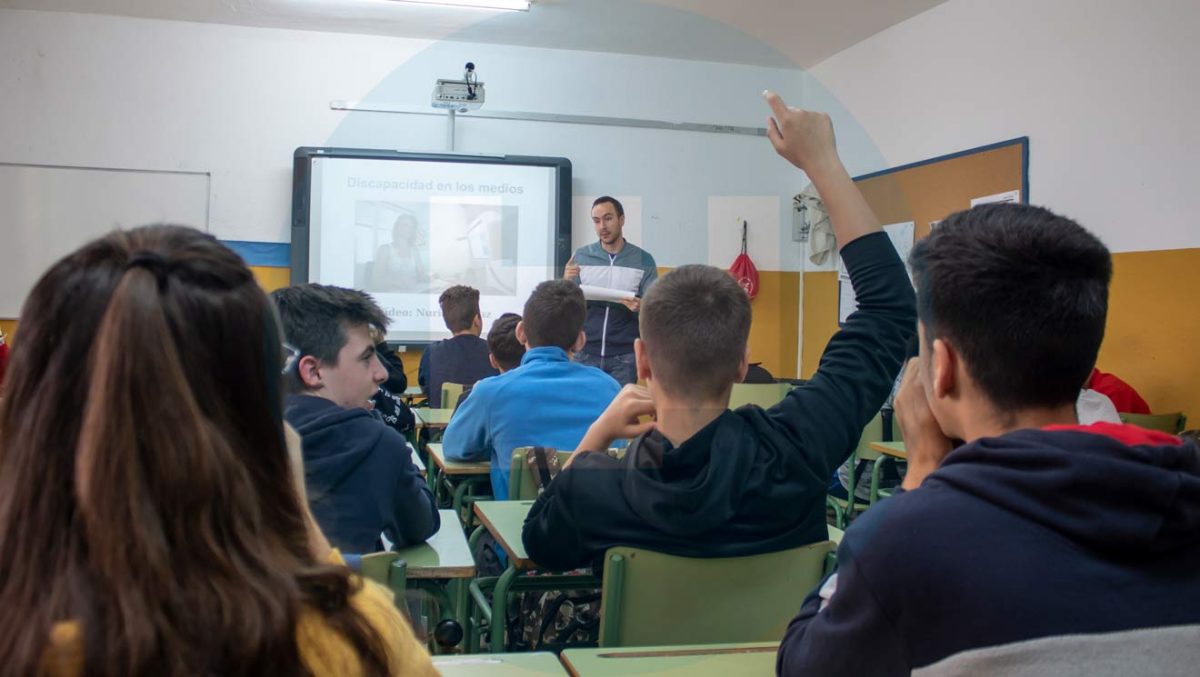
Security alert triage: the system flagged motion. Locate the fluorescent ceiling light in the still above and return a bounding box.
[385,0,530,10]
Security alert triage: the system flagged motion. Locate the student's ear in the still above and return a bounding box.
[515,321,529,348]
[734,345,751,383]
[571,330,587,354]
[930,338,957,400]
[634,339,652,381]
[488,353,499,371]
[297,355,323,390]
[473,314,483,333]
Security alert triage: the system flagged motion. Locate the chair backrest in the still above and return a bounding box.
[508,446,573,500]
[358,552,408,610]
[441,382,465,411]
[728,382,791,410]
[853,412,886,462]
[598,540,835,647]
[1118,411,1187,434]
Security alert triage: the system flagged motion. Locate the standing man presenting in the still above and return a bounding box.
[564,196,658,386]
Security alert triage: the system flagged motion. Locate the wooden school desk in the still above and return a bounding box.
[560,642,779,676]
[432,652,566,676]
[411,447,426,479]
[868,440,907,459]
[427,442,492,521]
[467,500,602,653]
[415,407,455,431]
[394,509,476,580]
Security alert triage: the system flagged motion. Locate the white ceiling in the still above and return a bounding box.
[0,0,951,69]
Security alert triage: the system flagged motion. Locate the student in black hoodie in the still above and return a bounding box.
[273,284,438,554]
[520,91,916,571]
[777,205,1200,675]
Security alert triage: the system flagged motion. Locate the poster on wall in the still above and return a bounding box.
[838,221,914,324]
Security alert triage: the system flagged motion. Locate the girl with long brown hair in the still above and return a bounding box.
[0,225,436,675]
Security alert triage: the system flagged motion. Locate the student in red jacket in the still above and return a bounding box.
[1087,367,1151,414]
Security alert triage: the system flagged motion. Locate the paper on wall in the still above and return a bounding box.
[838,221,914,324]
[580,285,636,302]
[970,189,1021,207]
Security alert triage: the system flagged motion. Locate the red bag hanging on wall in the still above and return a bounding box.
[729,220,760,299]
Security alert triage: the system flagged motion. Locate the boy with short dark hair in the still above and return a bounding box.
[453,313,524,411]
[521,93,916,571]
[486,312,525,373]
[273,283,438,553]
[418,285,498,407]
[776,204,1200,674]
[442,281,620,500]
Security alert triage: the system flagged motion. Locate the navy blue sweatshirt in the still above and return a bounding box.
[418,334,497,408]
[285,394,439,553]
[522,232,915,571]
[778,423,1200,675]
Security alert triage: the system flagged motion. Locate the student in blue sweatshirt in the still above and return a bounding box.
[442,280,620,500]
[272,284,438,554]
[776,202,1200,670]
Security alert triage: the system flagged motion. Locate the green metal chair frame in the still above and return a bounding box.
[728,382,792,410]
[828,413,885,527]
[360,552,468,653]
[1119,411,1188,434]
[597,540,835,647]
[441,382,465,411]
[508,447,574,501]
[359,552,409,606]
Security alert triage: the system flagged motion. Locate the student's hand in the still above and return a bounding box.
[564,255,580,281]
[570,385,657,466]
[894,359,954,490]
[619,297,641,312]
[764,90,840,177]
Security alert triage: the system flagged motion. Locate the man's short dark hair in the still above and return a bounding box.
[270,283,389,391]
[487,312,525,371]
[910,203,1111,411]
[640,265,751,401]
[439,285,480,333]
[592,196,624,218]
[522,280,586,351]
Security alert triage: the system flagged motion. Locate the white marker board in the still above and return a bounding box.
[0,163,210,318]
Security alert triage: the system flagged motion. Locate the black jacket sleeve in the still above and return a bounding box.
[768,232,916,477]
[371,428,440,548]
[522,463,591,571]
[376,341,409,393]
[777,537,909,676]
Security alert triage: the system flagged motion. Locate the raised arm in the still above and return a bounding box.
[762,91,916,475]
[765,91,880,247]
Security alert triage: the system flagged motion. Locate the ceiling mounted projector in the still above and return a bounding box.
[432,62,485,112]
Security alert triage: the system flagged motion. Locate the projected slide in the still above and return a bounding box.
[298,151,569,344]
[354,200,519,296]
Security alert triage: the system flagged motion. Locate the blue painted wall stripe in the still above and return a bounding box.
[222,240,290,268]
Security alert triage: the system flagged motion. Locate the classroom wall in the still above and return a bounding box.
[799,0,1200,416]
[0,8,827,378]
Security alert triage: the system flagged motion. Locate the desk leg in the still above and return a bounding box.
[453,577,469,635]
[427,463,440,497]
[489,565,518,653]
